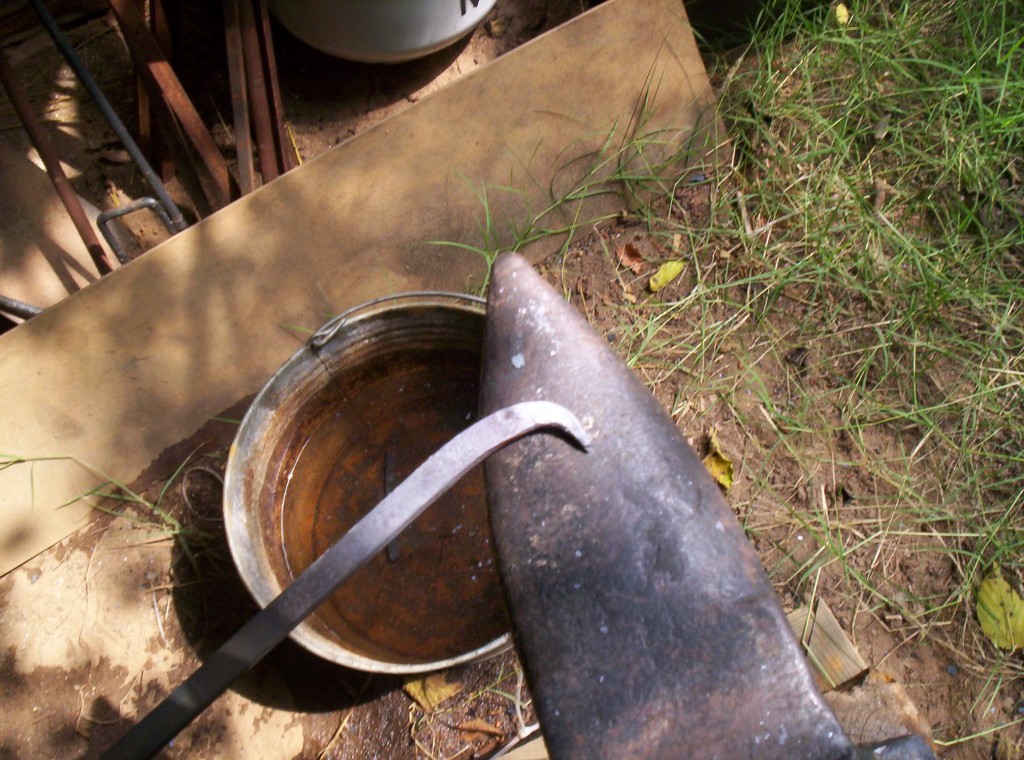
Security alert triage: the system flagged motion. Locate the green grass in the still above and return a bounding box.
[717,0,1022,593]
[1,451,220,576]
[447,0,1022,750]
[609,0,1023,747]
[428,60,721,295]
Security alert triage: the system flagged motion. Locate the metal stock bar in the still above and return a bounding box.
[26,0,186,236]
[108,0,235,208]
[0,49,113,275]
[98,401,589,760]
[0,294,44,320]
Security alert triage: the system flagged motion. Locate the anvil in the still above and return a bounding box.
[481,254,935,760]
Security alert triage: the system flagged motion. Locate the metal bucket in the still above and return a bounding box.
[223,292,511,673]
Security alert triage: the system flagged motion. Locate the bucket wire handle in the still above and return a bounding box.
[309,291,486,351]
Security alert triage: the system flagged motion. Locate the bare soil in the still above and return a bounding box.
[537,216,984,757]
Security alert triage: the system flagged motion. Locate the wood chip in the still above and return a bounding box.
[788,601,868,691]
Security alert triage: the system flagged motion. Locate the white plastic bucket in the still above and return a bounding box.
[268,0,498,63]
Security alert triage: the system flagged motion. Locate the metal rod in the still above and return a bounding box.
[132,0,174,183]
[149,0,176,181]
[0,49,114,275]
[25,0,186,234]
[224,0,255,194]
[98,401,589,760]
[255,0,295,172]
[147,92,216,218]
[238,0,277,183]
[0,294,43,320]
[133,12,151,177]
[107,0,235,208]
[97,197,178,263]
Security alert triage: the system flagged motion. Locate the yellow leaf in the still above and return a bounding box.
[403,673,462,712]
[649,260,685,293]
[835,3,850,25]
[701,429,733,490]
[976,569,1024,651]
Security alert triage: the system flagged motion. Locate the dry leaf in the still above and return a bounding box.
[835,3,850,25]
[403,673,462,712]
[457,718,505,736]
[976,569,1024,651]
[702,429,733,490]
[616,242,645,274]
[649,260,685,292]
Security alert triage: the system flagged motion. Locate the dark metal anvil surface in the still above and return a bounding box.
[481,254,936,760]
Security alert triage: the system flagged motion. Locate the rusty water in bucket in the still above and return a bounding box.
[224,293,513,672]
[271,345,507,662]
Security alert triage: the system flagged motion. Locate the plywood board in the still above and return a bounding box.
[789,601,870,691]
[0,0,722,574]
[0,137,109,309]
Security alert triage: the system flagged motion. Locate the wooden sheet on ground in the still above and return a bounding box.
[0,0,721,574]
[0,137,109,309]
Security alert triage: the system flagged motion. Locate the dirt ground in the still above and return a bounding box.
[0,1,1014,758]
[538,214,991,758]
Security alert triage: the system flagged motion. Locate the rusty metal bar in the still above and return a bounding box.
[224,0,255,195]
[0,49,113,275]
[255,0,295,172]
[146,92,217,218]
[238,0,277,183]
[135,0,176,183]
[108,0,235,208]
[132,0,151,164]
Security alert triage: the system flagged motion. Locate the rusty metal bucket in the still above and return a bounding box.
[223,292,512,673]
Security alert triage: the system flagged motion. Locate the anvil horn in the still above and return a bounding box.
[481,253,934,760]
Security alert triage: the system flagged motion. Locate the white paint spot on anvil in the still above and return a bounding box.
[511,353,526,368]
